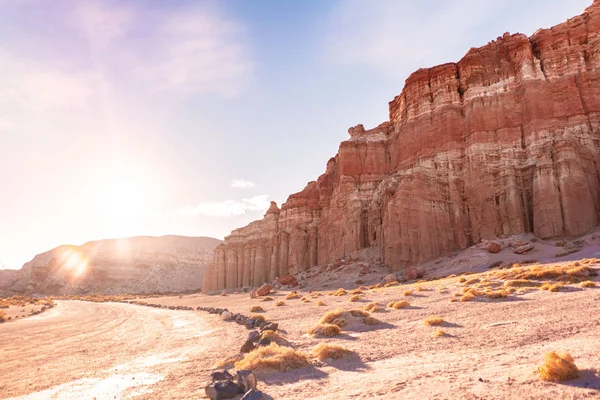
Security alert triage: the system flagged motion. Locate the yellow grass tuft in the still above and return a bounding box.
[392,300,410,309]
[215,354,244,369]
[235,343,309,372]
[261,296,274,302]
[458,277,467,283]
[312,343,353,360]
[580,281,596,288]
[0,310,7,322]
[308,323,342,337]
[538,352,579,382]
[251,314,267,324]
[423,315,444,326]
[363,302,379,312]
[363,316,379,325]
[250,306,265,313]
[464,278,480,285]
[461,292,475,302]
[504,279,542,288]
[349,295,361,302]
[433,329,447,337]
[374,283,383,289]
[350,289,363,295]
[286,292,301,300]
[403,290,413,297]
[260,330,291,347]
[275,301,285,307]
[540,283,562,292]
[316,300,326,306]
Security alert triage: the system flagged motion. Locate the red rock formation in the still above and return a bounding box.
[203,2,600,292]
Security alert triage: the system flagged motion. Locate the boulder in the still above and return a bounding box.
[248,330,261,342]
[279,275,298,287]
[221,311,232,321]
[236,370,257,393]
[382,273,398,284]
[487,242,501,254]
[205,380,241,400]
[256,284,272,297]
[240,340,256,354]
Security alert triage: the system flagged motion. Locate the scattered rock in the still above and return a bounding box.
[513,243,535,254]
[236,370,257,393]
[245,319,255,329]
[256,285,272,297]
[240,340,256,354]
[248,330,261,342]
[487,242,501,254]
[382,273,398,284]
[220,290,227,296]
[257,337,271,347]
[210,370,234,383]
[221,311,233,321]
[279,275,298,287]
[260,322,278,332]
[205,380,241,400]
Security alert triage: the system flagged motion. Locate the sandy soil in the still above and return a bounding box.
[1,304,47,322]
[1,263,599,399]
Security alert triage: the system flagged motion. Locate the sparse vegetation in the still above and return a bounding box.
[433,329,447,337]
[234,343,309,371]
[316,300,326,306]
[286,291,301,300]
[250,306,265,313]
[580,281,596,288]
[423,315,444,326]
[250,314,267,324]
[0,310,7,322]
[538,352,579,382]
[312,343,353,360]
[363,302,379,312]
[392,300,410,309]
[403,290,413,296]
[275,301,285,307]
[261,296,274,302]
[308,323,342,337]
[349,295,361,302]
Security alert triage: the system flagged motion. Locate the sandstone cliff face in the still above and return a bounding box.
[0,236,221,295]
[203,1,600,292]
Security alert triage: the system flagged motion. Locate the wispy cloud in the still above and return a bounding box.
[231,179,255,188]
[175,194,270,217]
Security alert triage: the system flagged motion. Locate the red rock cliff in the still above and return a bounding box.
[203,1,600,291]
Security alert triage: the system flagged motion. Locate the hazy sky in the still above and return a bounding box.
[0,0,591,269]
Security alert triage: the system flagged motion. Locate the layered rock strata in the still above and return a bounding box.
[203,1,600,291]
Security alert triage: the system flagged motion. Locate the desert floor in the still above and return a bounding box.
[1,264,599,399]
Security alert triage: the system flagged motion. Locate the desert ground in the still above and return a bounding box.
[1,256,599,399]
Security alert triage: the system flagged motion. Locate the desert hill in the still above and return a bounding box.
[0,235,221,296]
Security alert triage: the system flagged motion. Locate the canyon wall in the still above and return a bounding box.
[203,1,600,291]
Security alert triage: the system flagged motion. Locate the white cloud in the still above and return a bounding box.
[72,1,133,48]
[231,179,255,188]
[175,194,270,217]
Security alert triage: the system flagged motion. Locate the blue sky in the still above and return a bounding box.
[0,0,591,269]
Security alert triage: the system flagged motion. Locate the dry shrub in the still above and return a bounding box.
[331,288,348,296]
[485,289,508,299]
[580,281,596,288]
[251,314,267,324]
[458,277,467,283]
[423,315,444,326]
[504,279,541,288]
[261,296,274,302]
[308,323,342,337]
[313,343,353,360]
[350,289,363,295]
[392,300,410,309]
[540,283,562,292]
[363,302,379,312]
[403,290,413,297]
[384,281,398,287]
[0,310,7,322]
[286,292,301,300]
[374,283,383,289]
[215,354,244,369]
[250,306,265,313]
[301,297,312,303]
[275,301,285,307]
[235,343,309,372]
[433,329,447,337]
[538,352,579,382]
[450,298,458,302]
[349,295,361,302]
[363,316,379,325]
[261,330,291,347]
[316,300,326,306]
[464,278,480,285]
[319,308,373,328]
[461,292,475,302]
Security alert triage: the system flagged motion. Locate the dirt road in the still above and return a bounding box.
[0,301,234,399]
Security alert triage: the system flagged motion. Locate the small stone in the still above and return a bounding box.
[513,243,535,254]
[221,311,232,321]
[245,319,255,329]
[236,370,257,393]
[256,284,272,297]
[487,242,501,254]
[240,340,256,354]
[205,380,241,400]
[248,330,261,342]
[382,273,398,284]
[210,369,234,383]
[278,274,298,287]
[260,322,278,332]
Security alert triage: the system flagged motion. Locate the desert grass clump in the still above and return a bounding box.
[538,352,579,382]
[250,306,265,313]
[235,343,309,372]
[0,310,7,322]
[403,290,413,297]
[319,309,348,328]
[540,283,562,292]
[392,300,410,309]
[301,297,312,303]
[363,316,379,325]
[374,283,384,289]
[363,302,379,312]
[261,296,274,302]
[350,289,363,295]
[329,288,348,296]
[349,295,362,302]
[316,300,326,306]
[423,315,444,326]
[260,330,291,347]
[215,354,244,369]
[458,277,467,283]
[580,281,596,288]
[251,314,267,324]
[286,291,302,300]
[275,301,285,307]
[312,343,354,360]
[308,323,342,337]
[433,329,447,337]
[461,292,475,302]
[464,278,480,285]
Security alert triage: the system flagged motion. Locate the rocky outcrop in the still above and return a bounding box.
[203,1,600,292]
[0,236,221,295]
